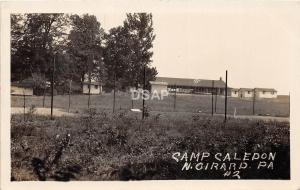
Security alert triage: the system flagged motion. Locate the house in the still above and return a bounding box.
[230,88,239,97]
[150,77,229,95]
[82,81,102,94]
[230,88,277,99]
[149,81,168,94]
[239,88,254,98]
[11,78,34,96]
[254,88,277,98]
[82,74,102,94]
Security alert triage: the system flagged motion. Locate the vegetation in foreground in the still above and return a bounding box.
[11,110,290,181]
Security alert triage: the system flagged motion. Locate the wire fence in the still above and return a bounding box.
[11,90,290,120]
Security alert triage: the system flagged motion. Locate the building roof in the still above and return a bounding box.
[149,81,168,85]
[11,78,34,88]
[153,77,227,88]
[232,88,277,92]
[239,88,253,91]
[255,88,277,92]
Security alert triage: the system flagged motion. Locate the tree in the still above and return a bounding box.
[123,13,157,89]
[103,26,131,89]
[67,14,104,86]
[11,13,69,83]
[103,13,157,90]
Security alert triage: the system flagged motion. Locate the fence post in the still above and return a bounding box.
[214,88,217,113]
[42,85,46,107]
[211,80,214,116]
[224,70,228,122]
[289,91,290,117]
[173,84,177,111]
[252,89,255,115]
[23,90,26,121]
[142,65,146,119]
[113,72,116,113]
[88,74,91,109]
[68,80,72,113]
[50,54,55,120]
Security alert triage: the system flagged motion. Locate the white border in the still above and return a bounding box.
[1,1,300,190]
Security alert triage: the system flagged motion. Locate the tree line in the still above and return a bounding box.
[11,13,157,94]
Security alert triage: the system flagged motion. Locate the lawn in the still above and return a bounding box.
[11,93,290,117]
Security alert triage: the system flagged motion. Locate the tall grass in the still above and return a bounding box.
[11,111,290,181]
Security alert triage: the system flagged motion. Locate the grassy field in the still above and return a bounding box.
[11,93,290,180]
[11,93,290,117]
[11,111,290,180]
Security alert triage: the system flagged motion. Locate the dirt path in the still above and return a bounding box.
[220,114,289,122]
[11,107,289,122]
[11,107,78,117]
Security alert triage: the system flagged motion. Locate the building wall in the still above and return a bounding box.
[151,83,168,94]
[11,86,33,96]
[231,90,239,97]
[256,91,277,98]
[240,90,254,98]
[83,84,101,94]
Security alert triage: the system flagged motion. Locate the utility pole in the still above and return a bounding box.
[50,54,55,120]
[211,80,214,116]
[224,70,228,122]
[142,65,146,119]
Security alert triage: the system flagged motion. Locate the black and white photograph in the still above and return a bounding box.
[1,0,300,189]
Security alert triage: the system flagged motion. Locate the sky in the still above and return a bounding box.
[93,2,300,95]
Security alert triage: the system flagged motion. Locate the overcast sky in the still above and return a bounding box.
[94,2,299,95]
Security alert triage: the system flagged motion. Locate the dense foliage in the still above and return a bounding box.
[11,112,289,181]
[11,13,158,93]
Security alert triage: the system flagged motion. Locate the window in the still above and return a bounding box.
[248,91,251,94]
[263,91,265,94]
[95,85,98,89]
[234,91,237,94]
[271,91,274,95]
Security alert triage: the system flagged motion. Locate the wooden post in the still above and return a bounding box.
[214,88,217,113]
[252,89,255,115]
[23,90,26,121]
[88,74,91,109]
[142,65,146,119]
[113,72,116,113]
[173,84,177,111]
[88,54,95,109]
[50,55,55,120]
[42,84,46,107]
[289,91,290,117]
[224,70,228,122]
[68,80,72,113]
[211,80,214,116]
